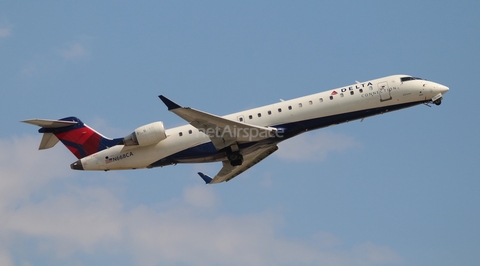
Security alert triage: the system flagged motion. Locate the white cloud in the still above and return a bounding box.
[0,248,13,266]
[19,37,92,78]
[0,134,398,266]
[19,61,37,77]
[0,135,71,211]
[60,43,89,59]
[183,185,218,208]
[0,16,12,38]
[352,242,402,265]
[4,187,123,257]
[259,171,274,188]
[276,131,360,162]
[0,26,11,38]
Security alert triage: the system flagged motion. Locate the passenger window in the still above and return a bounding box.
[278,108,282,113]
[340,93,344,97]
[298,103,303,107]
[179,132,183,136]
[188,130,192,134]
[258,113,261,117]
[239,117,243,122]
[350,91,354,95]
[309,100,313,105]
[319,98,323,102]
[359,89,363,93]
[329,96,333,100]
[268,110,272,115]
[249,115,253,119]
[288,106,292,110]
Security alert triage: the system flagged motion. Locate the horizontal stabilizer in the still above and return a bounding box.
[23,118,78,150]
[22,119,78,128]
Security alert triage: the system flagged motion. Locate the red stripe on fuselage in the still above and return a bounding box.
[55,127,102,159]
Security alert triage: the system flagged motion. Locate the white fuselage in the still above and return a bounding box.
[79,75,449,171]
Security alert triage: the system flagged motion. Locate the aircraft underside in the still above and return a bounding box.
[150,100,426,168]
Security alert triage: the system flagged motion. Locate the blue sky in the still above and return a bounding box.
[1,1,479,265]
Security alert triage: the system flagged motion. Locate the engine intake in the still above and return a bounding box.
[123,121,167,146]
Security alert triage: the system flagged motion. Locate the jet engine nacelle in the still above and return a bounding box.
[123,121,167,146]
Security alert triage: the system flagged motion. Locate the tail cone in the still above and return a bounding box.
[70,160,84,170]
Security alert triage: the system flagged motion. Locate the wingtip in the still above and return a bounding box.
[158,95,181,110]
[198,172,213,184]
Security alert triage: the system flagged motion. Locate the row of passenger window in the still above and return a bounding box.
[178,88,364,136]
[238,88,364,122]
[178,129,193,137]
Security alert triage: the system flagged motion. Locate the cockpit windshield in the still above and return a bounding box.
[400,76,425,82]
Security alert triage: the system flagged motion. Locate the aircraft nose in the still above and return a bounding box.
[438,84,449,94]
[433,83,449,95]
[70,160,84,170]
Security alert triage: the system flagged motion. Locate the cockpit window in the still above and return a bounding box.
[401,76,425,82]
[401,77,414,82]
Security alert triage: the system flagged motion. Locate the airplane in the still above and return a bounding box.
[22,74,449,184]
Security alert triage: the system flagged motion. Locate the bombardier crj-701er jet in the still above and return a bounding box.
[23,75,449,184]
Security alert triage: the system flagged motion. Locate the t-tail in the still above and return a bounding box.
[22,117,123,159]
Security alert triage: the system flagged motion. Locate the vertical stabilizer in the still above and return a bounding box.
[22,117,123,159]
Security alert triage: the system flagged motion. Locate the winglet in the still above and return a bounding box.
[198,172,213,184]
[159,95,181,110]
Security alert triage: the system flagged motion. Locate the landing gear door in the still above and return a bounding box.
[378,81,392,102]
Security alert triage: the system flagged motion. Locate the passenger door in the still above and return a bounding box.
[378,81,392,102]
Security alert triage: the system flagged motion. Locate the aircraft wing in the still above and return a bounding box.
[198,145,278,184]
[159,95,277,150]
